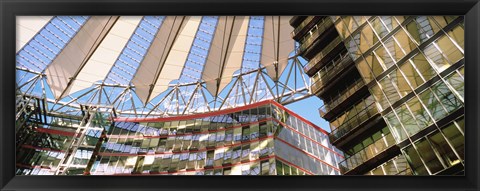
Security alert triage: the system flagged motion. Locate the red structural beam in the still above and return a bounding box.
[114,99,330,135]
[34,127,77,137]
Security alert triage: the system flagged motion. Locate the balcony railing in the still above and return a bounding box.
[303,36,344,73]
[319,79,366,117]
[329,100,379,142]
[291,16,316,39]
[310,50,352,93]
[297,18,334,51]
[339,133,396,173]
[365,155,412,175]
[289,16,307,27]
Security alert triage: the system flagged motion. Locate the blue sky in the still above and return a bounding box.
[285,96,331,132]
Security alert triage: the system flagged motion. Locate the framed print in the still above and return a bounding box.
[1,0,479,191]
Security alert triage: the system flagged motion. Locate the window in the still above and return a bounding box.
[441,120,464,161]
[447,25,464,50]
[446,70,464,100]
[414,138,445,174]
[404,145,429,175]
[385,112,407,142]
[359,25,378,53]
[371,17,389,39]
[342,16,360,34]
[347,33,362,59]
[276,161,283,175]
[400,61,422,89]
[380,76,401,105]
[367,53,385,77]
[335,19,349,39]
[396,29,417,53]
[431,82,463,114]
[418,88,447,122]
[383,37,405,61]
[427,131,460,168]
[423,44,450,73]
[375,46,395,69]
[436,35,464,65]
[392,68,413,96]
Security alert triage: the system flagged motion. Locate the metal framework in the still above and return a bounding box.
[16,16,314,119]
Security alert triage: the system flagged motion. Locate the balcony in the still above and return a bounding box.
[289,16,307,28]
[309,51,353,93]
[291,16,322,41]
[319,79,367,120]
[328,100,379,144]
[297,18,334,53]
[339,133,398,174]
[303,36,345,75]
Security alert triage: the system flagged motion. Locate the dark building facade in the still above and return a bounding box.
[16,97,342,175]
[291,16,464,175]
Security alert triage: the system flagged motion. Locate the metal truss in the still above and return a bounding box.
[16,56,313,118]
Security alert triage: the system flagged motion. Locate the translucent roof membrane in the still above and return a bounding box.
[104,16,165,85]
[16,16,89,72]
[178,16,218,83]
[241,16,264,72]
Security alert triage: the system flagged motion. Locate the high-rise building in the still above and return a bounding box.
[291,16,465,175]
[16,97,342,175]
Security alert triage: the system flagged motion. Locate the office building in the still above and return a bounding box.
[291,16,464,175]
[16,98,342,175]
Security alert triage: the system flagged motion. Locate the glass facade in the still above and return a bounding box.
[16,98,342,175]
[292,16,464,175]
[91,101,342,175]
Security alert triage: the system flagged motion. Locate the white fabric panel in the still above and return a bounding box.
[217,17,250,93]
[261,16,295,81]
[202,16,249,96]
[45,16,118,99]
[202,16,234,96]
[67,16,142,95]
[16,16,52,52]
[132,16,186,103]
[149,16,202,102]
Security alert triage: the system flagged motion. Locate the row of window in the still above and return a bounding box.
[274,140,340,175]
[385,79,464,143]
[92,158,312,175]
[365,154,412,175]
[339,131,396,173]
[355,21,463,87]
[108,105,334,156]
[276,126,342,169]
[99,124,340,175]
[103,120,275,154]
[94,139,275,174]
[329,95,378,137]
[402,117,464,175]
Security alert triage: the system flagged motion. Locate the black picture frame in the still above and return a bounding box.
[1,0,478,190]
